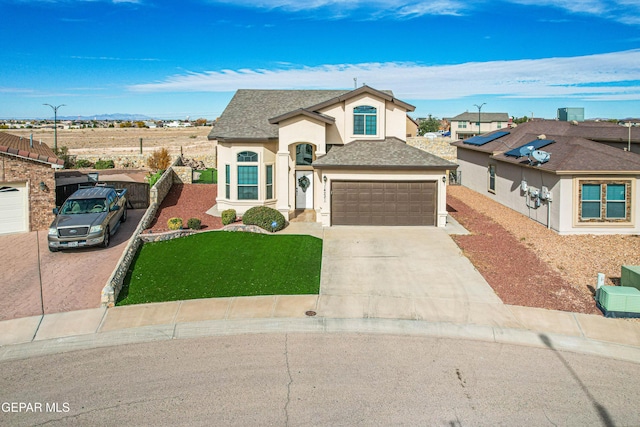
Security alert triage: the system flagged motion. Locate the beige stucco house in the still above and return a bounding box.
[208,86,457,226]
[450,112,510,140]
[451,120,640,235]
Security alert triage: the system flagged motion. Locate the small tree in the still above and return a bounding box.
[418,115,441,135]
[147,147,172,172]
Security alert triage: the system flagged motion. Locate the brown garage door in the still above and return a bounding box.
[331,181,436,226]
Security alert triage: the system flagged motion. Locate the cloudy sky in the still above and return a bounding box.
[2,0,639,120]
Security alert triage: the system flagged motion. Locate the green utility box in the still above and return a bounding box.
[597,286,640,318]
[621,265,640,291]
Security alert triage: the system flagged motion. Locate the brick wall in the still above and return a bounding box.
[0,154,57,231]
[407,137,458,163]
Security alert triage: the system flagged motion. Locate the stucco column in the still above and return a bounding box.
[275,151,291,219]
[438,174,447,227]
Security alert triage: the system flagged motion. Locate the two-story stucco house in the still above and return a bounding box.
[208,85,457,227]
[450,112,510,140]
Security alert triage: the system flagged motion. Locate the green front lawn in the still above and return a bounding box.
[193,168,217,184]
[117,231,322,305]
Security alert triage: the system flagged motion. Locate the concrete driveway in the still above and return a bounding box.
[317,226,506,322]
[0,209,144,321]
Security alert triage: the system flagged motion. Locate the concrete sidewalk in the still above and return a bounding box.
[1,219,639,364]
[1,295,640,363]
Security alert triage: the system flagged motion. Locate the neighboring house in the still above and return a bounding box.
[451,120,640,235]
[0,133,64,234]
[406,115,419,137]
[208,85,457,227]
[450,112,510,140]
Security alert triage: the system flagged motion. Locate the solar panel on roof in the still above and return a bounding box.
[463,131,510,146]
[503,139,555,157]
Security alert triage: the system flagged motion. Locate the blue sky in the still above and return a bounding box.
[2,0,640,120]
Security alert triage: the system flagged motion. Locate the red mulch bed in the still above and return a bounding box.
[147,184,223,232]
[447,194,599,315]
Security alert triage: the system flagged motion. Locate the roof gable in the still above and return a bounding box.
[208,86,415,141]
[0,132,64,166]
[209,89,349,141]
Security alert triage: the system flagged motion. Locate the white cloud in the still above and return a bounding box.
[128,49,640,102]
[204,0,640,23]
[208,0,467,18]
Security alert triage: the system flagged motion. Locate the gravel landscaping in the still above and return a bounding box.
[147,184,222,232]
[448,185,640,315]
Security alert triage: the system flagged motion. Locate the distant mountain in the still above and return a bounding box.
[58,113,153,121]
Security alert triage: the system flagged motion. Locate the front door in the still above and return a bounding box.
[295,171,313,209]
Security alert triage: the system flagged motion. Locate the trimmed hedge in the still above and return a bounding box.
[242,206,286,232]
[187,218,202,230]
[221,209,236,226]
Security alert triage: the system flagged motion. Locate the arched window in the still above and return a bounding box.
[296,144,313,166]
[237,151,258,162]
[354,105,377,135]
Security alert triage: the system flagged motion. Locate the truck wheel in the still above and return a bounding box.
[49,246,58,253]
[102,227,110,248]
[121,207,127,223]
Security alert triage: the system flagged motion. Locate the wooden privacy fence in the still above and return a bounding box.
[55,181,150,209]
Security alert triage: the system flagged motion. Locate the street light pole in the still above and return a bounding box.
[474,103,486,136]
[43,103,65,152]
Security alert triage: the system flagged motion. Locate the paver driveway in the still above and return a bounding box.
[0,210,144,321]
[317,226,504,320]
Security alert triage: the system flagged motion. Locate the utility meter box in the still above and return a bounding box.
[621,265,640,291]
[597,286,640,318]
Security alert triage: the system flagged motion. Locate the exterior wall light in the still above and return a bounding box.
[39,181,47,191]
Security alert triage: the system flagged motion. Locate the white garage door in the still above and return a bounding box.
[0,183,28,234]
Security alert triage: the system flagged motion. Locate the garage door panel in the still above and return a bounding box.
[332,180,436,226]
[0,183,28,234]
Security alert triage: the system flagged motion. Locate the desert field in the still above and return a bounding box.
[6,126,215,157]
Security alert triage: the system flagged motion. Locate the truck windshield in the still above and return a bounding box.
[60,198,107,214]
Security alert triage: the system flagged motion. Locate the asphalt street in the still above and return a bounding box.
[1,333,638,426]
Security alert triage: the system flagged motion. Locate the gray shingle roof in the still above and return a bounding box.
[452,120,640,173]
[208,86,415,141]
[451,112,510,122]
[313,138,458,170]
[209,89,350,141]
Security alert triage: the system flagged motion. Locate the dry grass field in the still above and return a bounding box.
[7,126,214,157]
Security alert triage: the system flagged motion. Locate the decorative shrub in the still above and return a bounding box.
[147,171,163,187]
[75,159,94,168]
[95,159,115,169]
[221,209,237,226]
[147,147,172,172]
[242,206,286,232]
[167,217,183,230]
[187,218,202,230]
